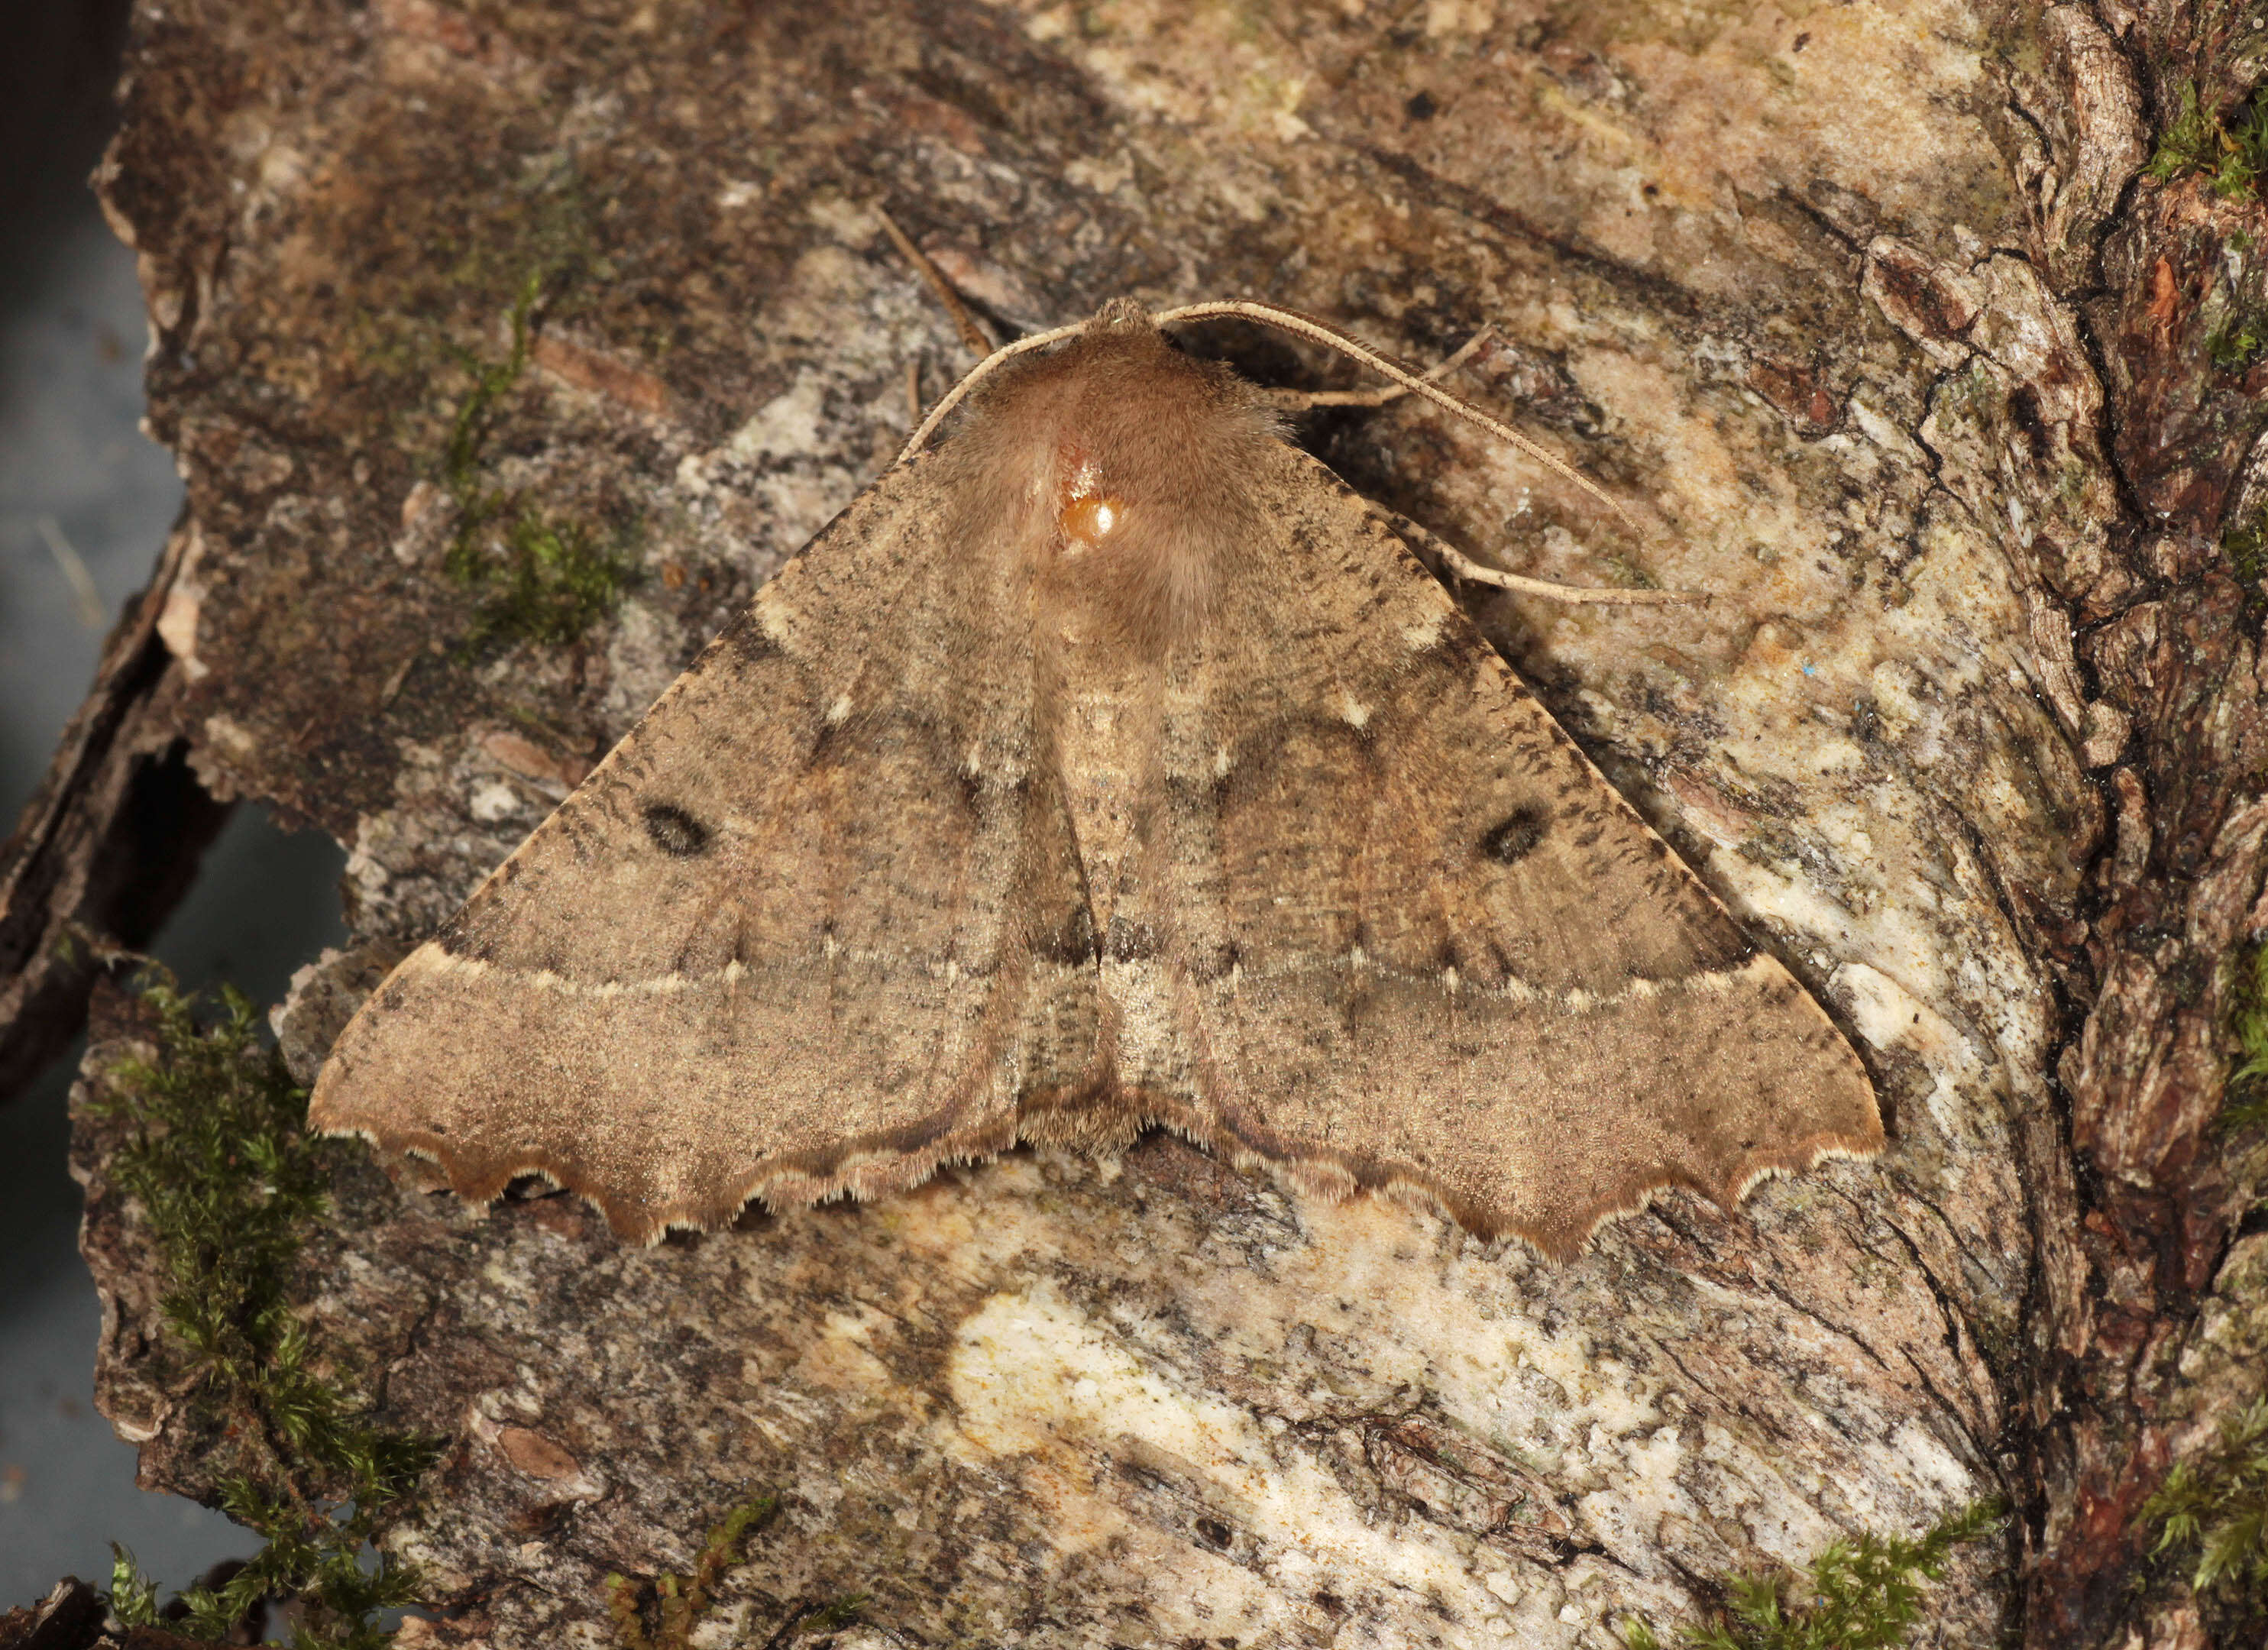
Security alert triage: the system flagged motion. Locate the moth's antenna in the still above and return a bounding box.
[1156,299,1652,545]
[1261,325,1498,409]
[1380,507,1700,606]
[896,321,1084,462]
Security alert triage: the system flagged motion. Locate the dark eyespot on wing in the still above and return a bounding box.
[1480,804,1550,865]
[642,802,711,857]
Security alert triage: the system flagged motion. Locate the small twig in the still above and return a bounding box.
[38,515,107,629]
[875,206,993,359]
[1383,508,1703,606]
[1263,325,1499,411]
[378,648,420,707]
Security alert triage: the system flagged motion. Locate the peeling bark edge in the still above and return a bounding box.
[0,515,230,1103]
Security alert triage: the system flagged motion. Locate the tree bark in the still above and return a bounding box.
[18,0,2266,1644]
[0,514,233,1099]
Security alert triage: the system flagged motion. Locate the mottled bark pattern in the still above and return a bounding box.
[20,0,2265,1644]
[2018,5,2268,1646]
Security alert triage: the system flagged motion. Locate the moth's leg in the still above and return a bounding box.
[904,359,923,429]
[1263,325,1498,412]
[875,205,995,360]
[1379,507,1706,607]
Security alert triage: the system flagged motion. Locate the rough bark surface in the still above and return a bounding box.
[16,0,2268,1645]
[0,1577,218,1650]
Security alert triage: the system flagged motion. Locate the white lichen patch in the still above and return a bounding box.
[1063,148,1136,196]
[1574,1424,1692,1566]
[908,1148,1976,1644]
[727,370,830,467]
[1834,960,1992,1148]
[468,780,523,823]
[1885,1419,1976,1506]
[157,535,212,680]
[1704,850,1861,959]
[947,1283,1535,1643]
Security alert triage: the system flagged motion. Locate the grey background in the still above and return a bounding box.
[1,0,350,1609]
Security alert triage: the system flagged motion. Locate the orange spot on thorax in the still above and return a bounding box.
[1055,444,1128,552]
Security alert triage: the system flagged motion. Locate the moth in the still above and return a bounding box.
[310,296,1881,1258]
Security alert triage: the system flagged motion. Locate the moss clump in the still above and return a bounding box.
[2227,513,2268,610]
[2147,82,2268,199]
[2208,314,2268,371]
[1618,1500,2004,1650]
[2222,940,2268,1136]
[2143,1396,2268,1603]
[605,1493,869,1649]
[439,271,638,653]
[445,504,638,654]
[93,980,435,1648]
[341,157,610,449]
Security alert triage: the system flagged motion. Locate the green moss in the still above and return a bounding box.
[2207,315,2268,371]
[2224,940,2268,1136]
[2147,82,2268,199]
[2224,506,2268,619]
[444,503,639,653]
[2150,83,2225,180]
[345,157,611,406]
[438,271,638,653]
[797,1593,875,1635]
[92,979,436,1648]
[605,1493,868,1649]
[2143,1397,2268,1602]
[1616,1500,2004,1650]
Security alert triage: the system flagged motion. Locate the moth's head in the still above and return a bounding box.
[939,302,1283,650]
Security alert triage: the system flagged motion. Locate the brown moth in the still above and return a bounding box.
[309,297,1881,1258]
